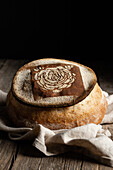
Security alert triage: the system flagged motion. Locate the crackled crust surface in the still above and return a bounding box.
[6,83,107,130]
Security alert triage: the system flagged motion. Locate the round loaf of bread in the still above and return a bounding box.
[6,58,107,130]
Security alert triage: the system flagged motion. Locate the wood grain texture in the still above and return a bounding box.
[0,59,28,92]
[84,60,113,94]
[0,59,28,170]
[82,160,99,170]
[0,135,17,170]
[12,143,83,170]
[99,164,113,170]
[0,59,113,169]
[0,59,6,69]
[11,142,43,170]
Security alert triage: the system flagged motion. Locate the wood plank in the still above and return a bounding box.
[38,153,83,170]
[0,59,28,92]
[11,142,43,170]
[87,60,113,94]
[61,152,83,170]
[0,135,17,170]
[99,76,113,95]
[0,59,6,69]
[0,59,28,170]
[99,164,113,170]
[12,143,83,170]
[82,158,99,170]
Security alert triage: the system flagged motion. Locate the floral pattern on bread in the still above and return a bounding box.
[34,65,76,92]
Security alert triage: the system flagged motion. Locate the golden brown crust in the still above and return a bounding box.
[6,83,107,130]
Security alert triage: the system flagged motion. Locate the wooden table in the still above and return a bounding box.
[0,59,113,170]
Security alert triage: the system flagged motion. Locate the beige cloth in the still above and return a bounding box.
[1,90,113,167]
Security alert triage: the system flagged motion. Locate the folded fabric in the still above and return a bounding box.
[1,90,113,167]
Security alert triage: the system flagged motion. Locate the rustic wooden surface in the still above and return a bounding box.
[0,59,113,170]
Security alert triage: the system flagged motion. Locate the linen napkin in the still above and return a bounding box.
[1,90,113,167]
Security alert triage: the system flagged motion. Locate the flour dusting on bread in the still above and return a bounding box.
[12,58,97,107]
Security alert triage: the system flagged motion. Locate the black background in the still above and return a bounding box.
[0,1,112,63]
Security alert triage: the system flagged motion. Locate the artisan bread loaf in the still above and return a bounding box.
[6,58,107,130]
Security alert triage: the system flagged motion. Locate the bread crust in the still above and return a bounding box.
[6,83,107,130]
[12,58,97,107]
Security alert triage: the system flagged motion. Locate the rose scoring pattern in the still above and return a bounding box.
[34,65,76,92]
